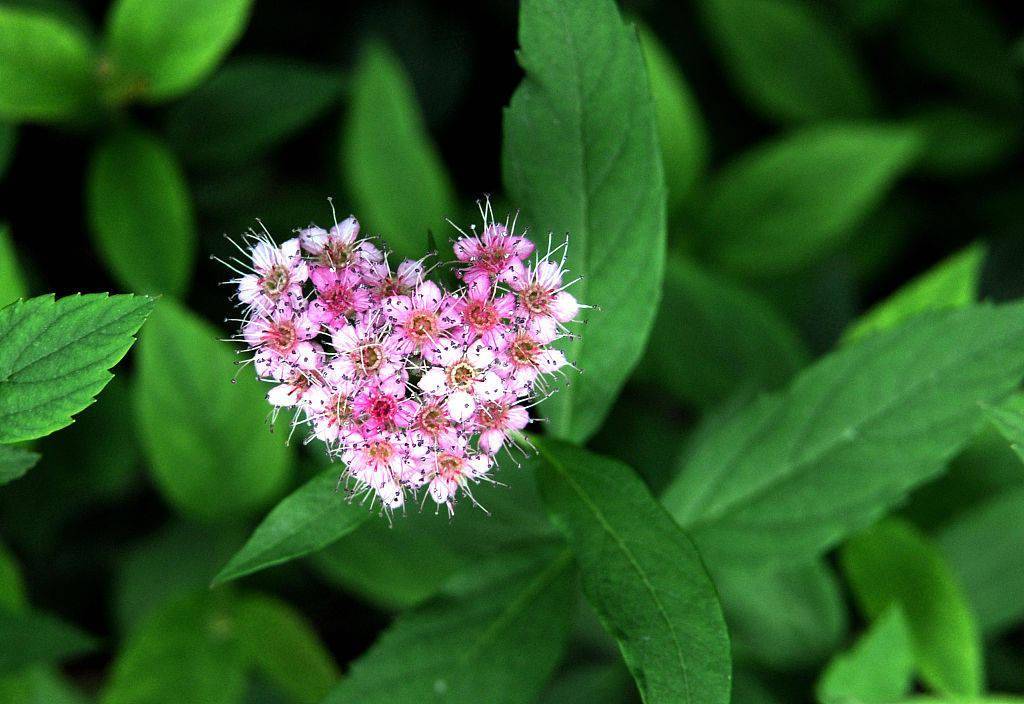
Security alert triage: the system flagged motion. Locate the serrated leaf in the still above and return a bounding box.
[816,605,915,704]
[322,547,574,704]
[699,0,873,122]
[0,226,28,308]
[0,293,154,444]
[700,123,922,275]
[638,254,808,410]
[88,129,196,296]
[534,439,731,704]
[664,302,1024,566]
[0,608,98,674]
[639,26,708,209]
[712,558,846,670]
[0,445,39,486]
[104,0,253,102]
[503,0,666,443]
[938,486,1024,635]
[844,243,985,343]
[841,518,982,698]
[134,299,292,520]
[342,41,456,261]
[234,594,339,704]
[166,58,343,167]
[0,6,96,122]
[213,467,368,585]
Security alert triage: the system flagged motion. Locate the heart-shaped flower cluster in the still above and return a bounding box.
[223,203,580,514]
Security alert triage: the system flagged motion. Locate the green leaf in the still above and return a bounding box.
[539,663,631,704]
[342,41,456,261]
[700,123,922,275]
[664,302,1024,566]
[637,254,807,409]
[699,0,873,122]
[322,548,575,704]
[0,445,39,486]
[911,106,1020,177]
[712,559,847,670]
[841,518,983,697]
[88,129,196,296]
[982,394,1024,465]
[0,122,15,179]
[104,0,253,102]
[0,541,26,612]
[638,26,708,209]
[0,226,28,308]
[938,486,1024,635]
[213,466,368,585]
[0,608,98,674]
[101,591,247,704]
[503,0,666,443]
[234,594,339,704]
[0,6,96,122]
[0,293,154,444]
[166,58,343,167]
[816,605,915,704]
[134,299,292,520]
[534,439,731,704]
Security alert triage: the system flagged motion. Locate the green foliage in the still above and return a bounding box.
[214,466,369,585]
[841,519,983,697]
[0,123,15,179]
[983,394,1024,465]
[134,299,292,520]
[0,5,96,122]
[166,58,343,167]
[664,302,1024,566]
[0,227,27,308]
[0,293,154,444]
[816,606,915,704]
[322,548,574,704]
[88,128,196,296]
[342,41,456,261]
[699,0,873,122]
[699,123,922,275]
[104,0,253,102]
[534,439,731,704]
[504,0,666,443]
[638,254,808,409]
[0,445,39,487]
[0,609,97,674]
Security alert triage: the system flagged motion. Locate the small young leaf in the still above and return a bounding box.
[134,299,292,520]
[104,0,253,102]
[0,6,96,122]
[342,41,456,261]
[321,548,574,704]
[0,293,154,444]
[234,594,339,704]
[638,26,708,210]
[700,0,873,122]
[0,445,40,486]
[534,439,731,704]
[841,519,983,698]
[503,0,666,443]
[0,226,28,308]
[844,243,984,343]
[213,466,368,585]
[637,254,808,409]
[88,129,196,296]
[0,609,98,674]
[700,123,922,275]
[982,394,1024,465]
[664,302,1024,566]
[938,486,1024,635]
[166,58,343,167]
[816,605,915,704]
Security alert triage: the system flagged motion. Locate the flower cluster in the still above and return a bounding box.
[222,203,580,515]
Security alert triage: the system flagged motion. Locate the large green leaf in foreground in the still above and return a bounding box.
[664,302,1024,566]
[503,0,666,443]
[0,294,154,444]
[535,439,731,704]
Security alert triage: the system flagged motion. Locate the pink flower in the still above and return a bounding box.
[362,258,423,305]
[303,379,360,445]
[237,237,309,313]
[512,260,579,325]
[474,394,530,454]
[328,320,406,385]
[342,433,407,509]
[493,317,567,393]
[454,279,515,347]
[417,338,504,421]
[383,281,460,363]
[423,436,492,511]
[244,304,321,380]
[308,267,371,329]
[352,377,418,434]
[299,216,382,271]
[454,222,533,287]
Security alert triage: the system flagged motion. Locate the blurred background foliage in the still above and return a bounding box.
[0,0,1023,702]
